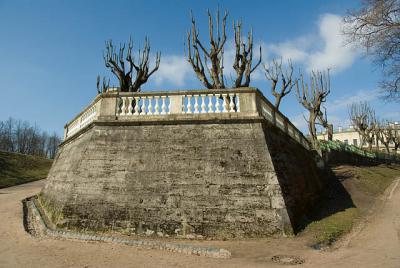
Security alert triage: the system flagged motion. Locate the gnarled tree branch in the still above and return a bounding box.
[102,37,161,92]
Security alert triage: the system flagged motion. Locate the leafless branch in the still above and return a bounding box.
[295,70,331,150]
[263,58,296,110]
[102,37,161,92]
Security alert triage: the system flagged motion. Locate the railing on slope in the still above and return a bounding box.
[320,139,400,162]
[64,102,98,138]
[257,95,310,150]
[63,88,310,150]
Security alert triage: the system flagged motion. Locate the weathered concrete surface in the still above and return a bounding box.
[41,119,322,238]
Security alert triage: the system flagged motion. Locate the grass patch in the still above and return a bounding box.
[0,150,52,188]
[305,207,359,246]
[303,164,400,247]
[333,164,400,195]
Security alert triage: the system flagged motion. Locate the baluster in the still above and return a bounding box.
[207,94,213,113]
[215,94,221,113]
[200,95,206,113]
[133,97,140,115]
[222,94,228,112]
[229,93,235,112]
[79,115,83,128]
[148,96,153,115]
[236,93,240,112]
[141,97,147,115]
[161,96,167,114]
[154,96,160,114]
[194,95,199,113]
[169,96,175,114]
[120,97,127,115]
[187,95,192,114]
[127,97,133,115]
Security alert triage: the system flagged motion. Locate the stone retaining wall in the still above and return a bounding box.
[24,196,231,258]
[41,118,322,238]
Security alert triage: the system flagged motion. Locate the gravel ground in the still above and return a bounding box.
[0,180,399,268]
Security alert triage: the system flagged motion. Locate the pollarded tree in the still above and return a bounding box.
[295,70,331,150]
[186,9,227,89]
[391,124,400,153]
[349,101,377,150]
[99,37,161,93]
[232,21,262,88]
[263,58,297,110]
[317,106,334,141]
[376,119,395,153]
[343,0,400,100]
[96,76,110,94]
[186,9,261,89]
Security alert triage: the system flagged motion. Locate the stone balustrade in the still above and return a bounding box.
[117,92,240,116]
[63,88,310,150]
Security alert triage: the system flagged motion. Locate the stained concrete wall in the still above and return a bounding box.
[41,119,322,238]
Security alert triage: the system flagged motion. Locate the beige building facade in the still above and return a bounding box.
[317,122,399,153]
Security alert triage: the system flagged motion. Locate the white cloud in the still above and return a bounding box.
[307,14,359,72]
[266,13,359,74]
[153,55,192,86]
[291,113,308,130]
[267,36,312,63]
[152,13,360,88]
[325,89,380,113]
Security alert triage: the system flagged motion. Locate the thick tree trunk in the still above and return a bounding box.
[327,124,333,141]
[308,112,319,150]
[384,144,390,153]
[275,96,282,111]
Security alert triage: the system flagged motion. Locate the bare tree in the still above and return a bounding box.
[47,132,61,159]
[186,9,261,89]
[317,106,334,141]
[296,70,331,150]
[232,21,262,88]
[0,118,15,152]
[102,37,161,92]
[263,59,296,110]
[392,124,400,153]
[186,9,227,89]
[343,0,400,100]
[96,76,110,94]
[349,101,377,150]
[376,119,393,153]
[0,118,61,158]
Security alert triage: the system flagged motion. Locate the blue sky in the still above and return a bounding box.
[0,0,398,136]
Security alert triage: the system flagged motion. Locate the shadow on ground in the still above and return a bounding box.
[296,166,356,234]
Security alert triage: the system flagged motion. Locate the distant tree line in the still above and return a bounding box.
[0,118,61,159]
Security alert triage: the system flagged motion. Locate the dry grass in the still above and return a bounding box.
[0,151,52,188]
[303,164,400,247]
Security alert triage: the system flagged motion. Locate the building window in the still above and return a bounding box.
[353,139,357,146]
[344,139,348,145]
[372,139,375,145]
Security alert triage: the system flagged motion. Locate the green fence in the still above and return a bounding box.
[319,140,399,162]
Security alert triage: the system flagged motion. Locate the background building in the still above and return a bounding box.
[317,122,399,153]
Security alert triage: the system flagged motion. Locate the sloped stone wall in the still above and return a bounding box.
[262,123,323,232]
[41,119,321,238]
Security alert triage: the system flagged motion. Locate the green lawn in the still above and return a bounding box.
[0,151,52,188]
[303,164,400,247]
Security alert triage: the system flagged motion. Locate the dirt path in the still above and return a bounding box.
[0,180,399,268]
[303,178,400,268]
